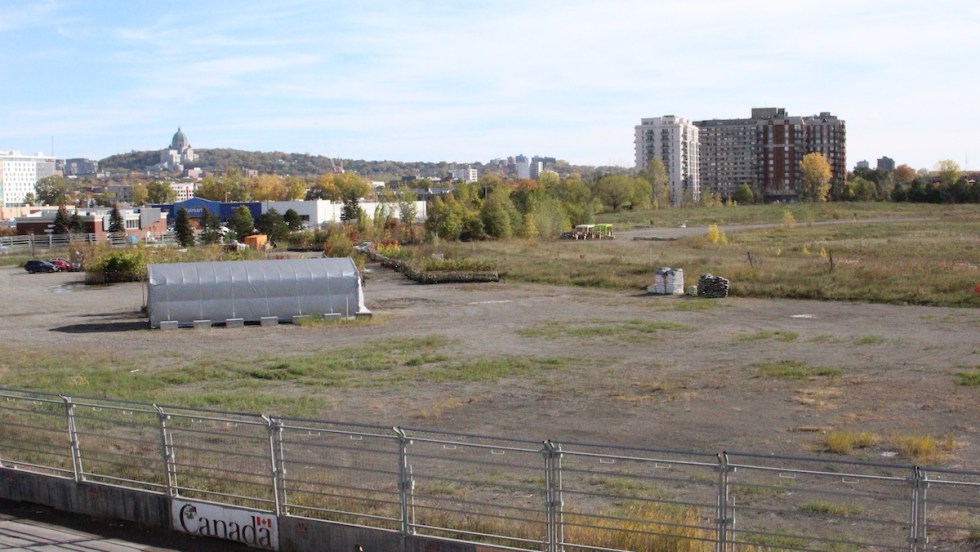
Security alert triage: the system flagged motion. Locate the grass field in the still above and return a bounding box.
[426,206,980,307]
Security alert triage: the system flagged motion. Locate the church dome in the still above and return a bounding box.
[170,127,189,150]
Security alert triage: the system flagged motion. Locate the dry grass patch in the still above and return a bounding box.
[794,387,843,409]
[414,396,476,419]
[823,430,878,454]
[892,433,957,463]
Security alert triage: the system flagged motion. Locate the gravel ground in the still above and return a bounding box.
[1,260,977,470]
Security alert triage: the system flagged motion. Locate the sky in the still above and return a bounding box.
[1,0,978,170]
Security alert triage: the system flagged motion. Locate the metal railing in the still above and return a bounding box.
[0,232,176,254]
[1,387,977,551]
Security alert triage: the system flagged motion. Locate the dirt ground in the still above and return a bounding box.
[1,253,978,471]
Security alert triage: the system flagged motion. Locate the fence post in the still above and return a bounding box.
[716,452,733,552]
[263,416,286,517]
[542,440,564,552]
[60,395,83,483]
[155,405,176,497]
[907,467,928,552]
[394,427,415,537]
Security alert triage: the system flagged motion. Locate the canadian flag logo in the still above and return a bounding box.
[254,516,273,528]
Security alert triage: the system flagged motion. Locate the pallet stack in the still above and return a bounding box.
[696,273,730,298]
[647,267,685,295]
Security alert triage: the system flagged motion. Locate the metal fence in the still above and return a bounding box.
[1,387,977,551]
[0,232,176,254]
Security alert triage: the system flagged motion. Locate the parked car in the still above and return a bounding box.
[48,258,72,272]
[24,260,58,273]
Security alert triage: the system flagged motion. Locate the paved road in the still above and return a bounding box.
[0,499,251,551]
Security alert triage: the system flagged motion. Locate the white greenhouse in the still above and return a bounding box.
[147,258,369,328]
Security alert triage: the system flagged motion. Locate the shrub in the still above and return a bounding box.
[91,250,147,283]
[783,210,797,228]
[706,224,728,245]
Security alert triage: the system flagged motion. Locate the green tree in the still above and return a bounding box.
[800,152,832,202]
[595,175,635,212]
[935,159,962,188]
[734,183,754,205]
[227,205,255,241]
[53,205,71,234]
[256,208,289,245]
[174,206,195,247]
[198,207,222,245]
[146,181,177,204]
[23,192,36,206]
[283,208,303,231]
[479,191,513,239]
[68,212,84,233]
[108,204,125,233]
[35,175,73,206]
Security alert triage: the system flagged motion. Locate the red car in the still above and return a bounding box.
[48,258,71,272]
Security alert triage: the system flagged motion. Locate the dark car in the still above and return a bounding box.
[24,260,57,273]
[48,258,71,272]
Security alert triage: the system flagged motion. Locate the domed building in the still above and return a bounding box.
[158,127,196,172]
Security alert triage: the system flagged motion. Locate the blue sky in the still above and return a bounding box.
[2,0,977,170]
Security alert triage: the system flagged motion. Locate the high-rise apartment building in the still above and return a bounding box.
[0,150,57,207]
[633,115,700,206]
[876,156,895,172]
[683,108,846,202]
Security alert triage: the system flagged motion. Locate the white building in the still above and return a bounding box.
[634,116,700,206]
[169,182,197,202]
[515,155,531,179]
[259,199,428,228]
[453,166,478,183]
[0,151,57,207]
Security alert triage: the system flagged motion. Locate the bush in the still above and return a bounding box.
[706,224,728,245]
[92,250,147,283]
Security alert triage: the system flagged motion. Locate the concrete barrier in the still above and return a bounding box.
[0,468,479,552]
[0,469,169,530]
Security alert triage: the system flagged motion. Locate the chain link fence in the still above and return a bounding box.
[1,387,977,551]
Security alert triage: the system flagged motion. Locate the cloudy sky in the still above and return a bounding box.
[2,0,977,170]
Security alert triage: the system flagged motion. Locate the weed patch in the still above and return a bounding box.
[956,370,980,386]
[736,330,799,343]
[754,360,841,380]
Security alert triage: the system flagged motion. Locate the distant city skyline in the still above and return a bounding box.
[1,1,977,171]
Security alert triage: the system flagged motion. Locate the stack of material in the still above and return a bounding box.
[647,267,684,295]
[697,273,730,298]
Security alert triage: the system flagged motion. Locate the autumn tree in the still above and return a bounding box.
[130,182,148,206]
[643,159,670,209]
[250,174,287,201]
[284,176,308,200]
[800,152,832,202]
[305,174,341,200]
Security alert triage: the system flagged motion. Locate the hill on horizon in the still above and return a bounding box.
[98,149,627,181]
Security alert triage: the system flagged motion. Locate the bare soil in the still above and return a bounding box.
[1,261,977,470]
